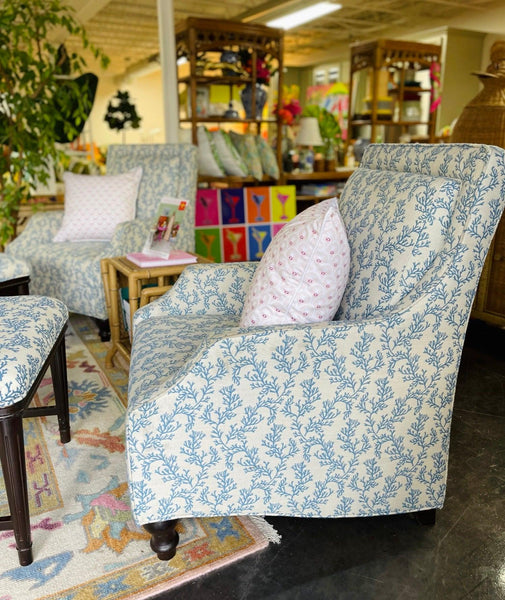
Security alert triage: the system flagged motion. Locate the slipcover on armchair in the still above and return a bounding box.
[126,143,505,560]
[6,143,196,329]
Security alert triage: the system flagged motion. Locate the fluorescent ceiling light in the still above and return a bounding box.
[267,2,342,30]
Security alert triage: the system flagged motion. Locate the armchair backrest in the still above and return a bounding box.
[107,143,197,252]
[337,143,505,324]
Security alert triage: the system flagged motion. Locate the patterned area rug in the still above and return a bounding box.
[0,315,279,600]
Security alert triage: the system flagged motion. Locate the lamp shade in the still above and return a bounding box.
[295,117,323,146]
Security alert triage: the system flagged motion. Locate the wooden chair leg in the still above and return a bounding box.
[144,520,179,561]
[94,318,110,342]
[416,508,437,525]
[0,415,33,566]
[50,335,71,444]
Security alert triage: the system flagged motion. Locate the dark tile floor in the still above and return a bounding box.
[154,319,505,600]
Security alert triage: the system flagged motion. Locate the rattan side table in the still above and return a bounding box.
[101,254,210,367]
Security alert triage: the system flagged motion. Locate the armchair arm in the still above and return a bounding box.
[109,218,152,256]
[7,211,63,252]
[134,261,259,324]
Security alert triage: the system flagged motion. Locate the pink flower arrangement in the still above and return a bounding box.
[274,85,302,125]
[238,49,275,85]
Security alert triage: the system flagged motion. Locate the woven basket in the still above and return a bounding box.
[451,42,505,323]
[451,41,505,146]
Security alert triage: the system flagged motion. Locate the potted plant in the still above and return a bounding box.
[104,90,142,143]
[0,0,108,247]
[302,105,342,169]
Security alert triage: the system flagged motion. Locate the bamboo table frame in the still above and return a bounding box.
[100,254,210,368]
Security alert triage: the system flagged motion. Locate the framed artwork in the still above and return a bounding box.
[195,186,296,262]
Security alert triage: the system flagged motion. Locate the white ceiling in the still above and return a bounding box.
[66,0,505,76]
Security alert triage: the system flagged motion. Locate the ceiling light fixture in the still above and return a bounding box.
[266,2,342,30]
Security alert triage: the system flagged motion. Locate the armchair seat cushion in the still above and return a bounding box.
[13,241,110,318]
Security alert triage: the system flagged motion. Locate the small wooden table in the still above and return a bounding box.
[101,254,210,367]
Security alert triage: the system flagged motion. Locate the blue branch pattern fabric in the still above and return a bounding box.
[6,144,197,320]
[0,254,30,281]
[126,144,505,526]
[0,296,68,407]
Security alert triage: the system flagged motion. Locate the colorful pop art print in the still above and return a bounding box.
[221,188,245,225]
[195,227,222,262]
[245,186,271,223]
[195,189,220,227]
[222,226,247,262]
[194,185,296,263]
[270,185,296,222]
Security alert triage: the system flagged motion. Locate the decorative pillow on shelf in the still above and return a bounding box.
[197,126,226,177]
[212,130,248,177]
[229,131,263,180]
[240,197,350,327]
[256,135,280,179]
[53,167,143,243]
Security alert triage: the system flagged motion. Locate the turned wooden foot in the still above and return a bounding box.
[144,520,179,560]
[415,508,436,525]
[94,318,111,342]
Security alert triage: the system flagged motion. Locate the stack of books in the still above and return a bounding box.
[126,251,197,268]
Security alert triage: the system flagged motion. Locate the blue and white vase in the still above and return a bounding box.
[241,84,267,119]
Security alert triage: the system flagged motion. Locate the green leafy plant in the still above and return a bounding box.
[0,0,108,246]
[302,104,342,156]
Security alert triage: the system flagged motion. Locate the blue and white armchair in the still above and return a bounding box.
[125,143,505,560]
[6,144,197,337]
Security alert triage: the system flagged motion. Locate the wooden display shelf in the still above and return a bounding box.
[198,174,278,186]
[178,75,252,85]
[179,117,277,124]
[348,39,441,144]
[284,169,355,182]
[176,17,284,181]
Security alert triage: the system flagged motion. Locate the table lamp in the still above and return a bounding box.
[295,117,323,172]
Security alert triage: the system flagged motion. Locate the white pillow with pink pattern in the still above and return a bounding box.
[53,167,143,242]
[240,197,350,326]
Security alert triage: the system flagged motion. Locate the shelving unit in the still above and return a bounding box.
[284,169,355,212]
[348,39,442,144]
[175,18,284,186]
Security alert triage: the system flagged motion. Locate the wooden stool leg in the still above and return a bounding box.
[50,336,71,444]
[0,415,33,566]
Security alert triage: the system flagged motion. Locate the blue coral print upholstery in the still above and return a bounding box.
[0,254,30,282]
[126,144,505,527]
[5,144,197,320]
[0,296,68,407]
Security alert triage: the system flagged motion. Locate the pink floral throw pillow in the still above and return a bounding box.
[53,167,143,242]
[240,197,350,326]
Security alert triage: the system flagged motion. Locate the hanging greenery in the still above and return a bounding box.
[104,91,142,131]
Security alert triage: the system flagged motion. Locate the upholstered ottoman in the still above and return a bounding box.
[0,296,70,565]
[0,254,30,295]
